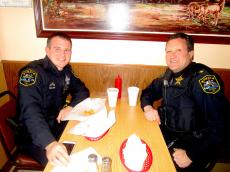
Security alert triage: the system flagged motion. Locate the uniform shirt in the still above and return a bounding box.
[18,57,89,149]
[141,62,228,163]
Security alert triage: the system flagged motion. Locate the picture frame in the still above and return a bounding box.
[0,0,31,7]
[33,0,230,44]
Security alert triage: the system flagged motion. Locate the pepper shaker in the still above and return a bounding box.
[101,156,112,172]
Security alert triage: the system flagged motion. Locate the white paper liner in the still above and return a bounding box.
[51,147,102,172]
[69,110,116,138]
[63,98,106,121]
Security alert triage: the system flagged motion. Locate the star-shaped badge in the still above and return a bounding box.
[175,75,184,85]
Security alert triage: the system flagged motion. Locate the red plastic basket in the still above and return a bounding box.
[84,129,109,141]
[119,139,153,172]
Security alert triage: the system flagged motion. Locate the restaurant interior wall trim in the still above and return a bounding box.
[0,8,230,69]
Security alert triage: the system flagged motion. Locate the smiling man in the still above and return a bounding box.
[140,33,229,171]
[17,32,89,166]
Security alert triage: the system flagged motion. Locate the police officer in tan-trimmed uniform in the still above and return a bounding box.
[141,33,229,171]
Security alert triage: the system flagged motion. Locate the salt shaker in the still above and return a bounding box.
[101,156,112,172]
[88,154,98,172]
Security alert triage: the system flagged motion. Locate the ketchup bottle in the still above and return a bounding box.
[115,75,122,99]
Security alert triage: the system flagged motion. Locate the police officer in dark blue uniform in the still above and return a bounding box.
[18,32,89,166]
[141,33,229,171]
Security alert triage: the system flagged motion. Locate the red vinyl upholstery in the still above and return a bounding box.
[0,98,16,151]
[0,91,44,171]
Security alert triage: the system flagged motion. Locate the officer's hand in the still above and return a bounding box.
[46,141,70,166]
[143,105,161,124]
[57,106,73,123]
[172,148,192,168]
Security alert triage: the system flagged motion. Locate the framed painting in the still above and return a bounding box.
[34,0,230,44]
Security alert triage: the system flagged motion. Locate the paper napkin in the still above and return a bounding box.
[51,147,102,172]
[69,110,116,138]
[123,134,147,171]
[63,98,106,121]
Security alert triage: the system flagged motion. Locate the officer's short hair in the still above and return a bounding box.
[47,32,72,48]
[167,33,194,52]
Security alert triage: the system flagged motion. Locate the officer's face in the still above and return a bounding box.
[165,38,194,73]
[45,36,72,71]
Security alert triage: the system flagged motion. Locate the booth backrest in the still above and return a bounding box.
[2,60,230,103]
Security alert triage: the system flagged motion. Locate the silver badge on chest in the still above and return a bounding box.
[63,75,70,93]
[49,82,56,90]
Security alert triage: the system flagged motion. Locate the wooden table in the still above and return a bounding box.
[44,98,176,172]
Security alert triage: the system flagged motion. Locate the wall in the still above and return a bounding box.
[0,7,230,69]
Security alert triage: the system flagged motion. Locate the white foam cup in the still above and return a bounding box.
[128,86,139,106]
[107,88,119,108]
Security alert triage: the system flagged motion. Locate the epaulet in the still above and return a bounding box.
[193,63,214,76]
[159,73,165,79]
[27,59,43,68]
[18,59,42,76]
[159,68,170,79]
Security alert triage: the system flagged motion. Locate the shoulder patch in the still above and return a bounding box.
[199,75,220,94]
[19,68,37,86]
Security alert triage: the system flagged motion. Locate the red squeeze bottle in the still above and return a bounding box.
[115,75,122,99]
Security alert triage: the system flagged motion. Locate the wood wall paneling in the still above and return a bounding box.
[73,63,166,97]
[2,60,230,102]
